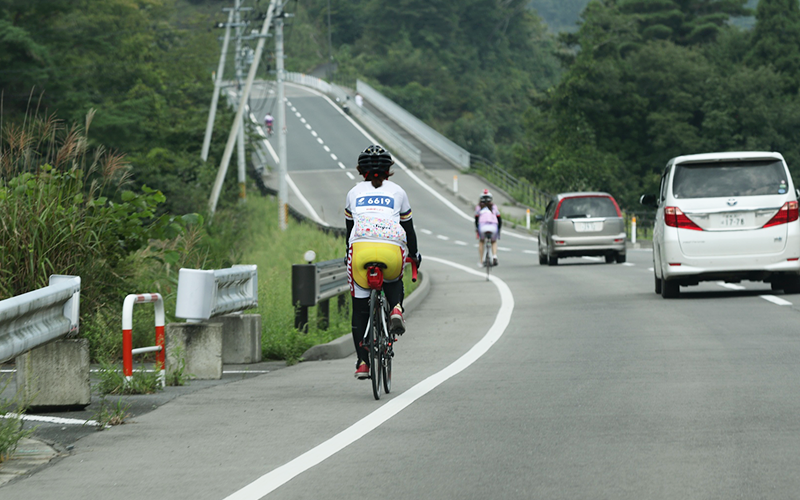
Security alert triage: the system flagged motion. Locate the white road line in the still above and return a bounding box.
[582,256,603,261]
[222,256,514,500]
[523,250,537,254]
[346,172,355,180]
[648,267,654,272]
[622,262,634,267]
[286,175,329,226]
[437,235,449,240]
[305,124,312,130]
[420,229,433,235]
[324,146,330,153]
[316,138,324,144]
[761,295,792,306]
[263,140,278,163]
[455,241,468,246]
[498,246,511,252]
[331,153,337,160]
[300,118,306,124]
[2,413,102,427]
[338,162,346,169]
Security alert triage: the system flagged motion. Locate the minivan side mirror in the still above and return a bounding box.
[796,188,800,200]
[639,194,657,208]
[534,214,544,222]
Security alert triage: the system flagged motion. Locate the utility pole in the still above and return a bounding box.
[234,0,247,203]
[201,9,234,162]
[208,0,278,218]
[276,2,288,230]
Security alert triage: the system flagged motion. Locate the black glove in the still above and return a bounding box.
[413,252,422,269]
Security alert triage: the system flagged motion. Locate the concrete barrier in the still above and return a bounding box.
[15,338,90,409]
[165,323,223,380]
[219,314,262,364]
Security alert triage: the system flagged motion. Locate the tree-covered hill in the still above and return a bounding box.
[528,0,760,33]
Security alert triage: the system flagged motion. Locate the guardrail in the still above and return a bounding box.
[175,265,258,323]
[291,258,348,331]
[0,275,81,364]
[357,79,470,171]
[471,155,551,211]
[285,73,422,168]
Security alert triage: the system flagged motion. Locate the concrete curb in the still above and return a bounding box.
[301,269,431,361]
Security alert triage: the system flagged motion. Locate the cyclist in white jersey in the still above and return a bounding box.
[345,145,421,379]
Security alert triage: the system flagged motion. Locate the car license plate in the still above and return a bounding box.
[574,221,603,232]
[719,214,746,227]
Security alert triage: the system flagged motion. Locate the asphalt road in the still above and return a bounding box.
[5,83,800,499]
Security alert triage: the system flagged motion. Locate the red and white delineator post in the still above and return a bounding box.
[122,293,165,387]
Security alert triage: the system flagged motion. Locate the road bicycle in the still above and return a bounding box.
[482,231,494,281]
[363,257,417,400]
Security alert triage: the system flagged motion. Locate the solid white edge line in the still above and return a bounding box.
[222,256,514,500]
[760,295,792,306]
[286,175,329,226]
[2,413,102,427]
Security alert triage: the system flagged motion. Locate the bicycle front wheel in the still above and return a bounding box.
[369,289,382,400]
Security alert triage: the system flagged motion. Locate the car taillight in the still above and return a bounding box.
[763,201,799,228]
[664,207,703,231]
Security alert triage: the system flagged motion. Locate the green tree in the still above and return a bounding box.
[746,0,800,92]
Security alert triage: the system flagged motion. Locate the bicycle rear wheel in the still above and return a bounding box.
[483,234,493,281]
[369,289,382,400]
[382,301,392,394]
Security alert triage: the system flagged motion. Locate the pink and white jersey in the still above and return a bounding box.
[345,180,412,247]
[475,204,500,225]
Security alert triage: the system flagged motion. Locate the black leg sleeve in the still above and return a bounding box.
[383,278,404,310]
[351,297,370,365]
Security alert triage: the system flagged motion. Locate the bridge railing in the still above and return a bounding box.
[471,155,551,211]
[174,265,258,323]
[0,275,81,364]
[285,72,422,168]
[357,79,470,171]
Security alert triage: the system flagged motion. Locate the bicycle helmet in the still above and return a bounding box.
[357,144,394,179]
[480,189,493,203]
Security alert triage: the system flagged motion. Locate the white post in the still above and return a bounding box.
[276,5,288,230]
[631,216,637,244]
[201,9,234,162]
[526,208,530,230]
[453,175,458,194]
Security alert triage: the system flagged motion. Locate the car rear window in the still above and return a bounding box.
[557,196,619,219]
[672,160,789,198]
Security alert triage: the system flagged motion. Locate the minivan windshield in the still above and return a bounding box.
[557,196,619,219]
[672,160,788,198]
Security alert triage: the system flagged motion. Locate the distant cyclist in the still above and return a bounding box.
[263,112,274,136]
[475,189,501,267]
[345,145,422,379]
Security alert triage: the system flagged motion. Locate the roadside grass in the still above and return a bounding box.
[0,376,33,463]
[238,196,349,364]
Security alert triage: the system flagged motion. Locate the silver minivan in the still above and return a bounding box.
[640,151,800,298]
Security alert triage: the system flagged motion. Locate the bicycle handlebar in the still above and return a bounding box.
[404,257,418,282]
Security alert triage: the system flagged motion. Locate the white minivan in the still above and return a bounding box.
[640,151,800,298]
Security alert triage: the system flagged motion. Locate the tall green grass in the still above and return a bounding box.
[236,196,351,364]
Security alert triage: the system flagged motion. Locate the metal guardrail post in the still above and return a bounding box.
[0,275,81,364]
[291,258,349,332]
